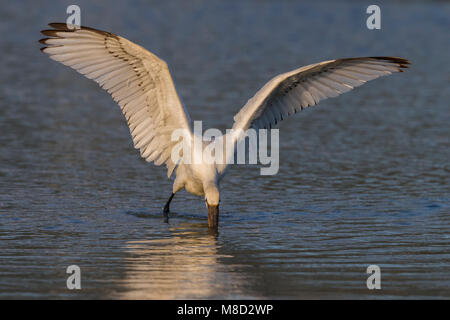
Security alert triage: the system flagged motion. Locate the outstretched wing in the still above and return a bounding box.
[40,23,192,178]
[232,57,409,132]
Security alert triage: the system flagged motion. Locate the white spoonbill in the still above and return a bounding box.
[40,23,409,230]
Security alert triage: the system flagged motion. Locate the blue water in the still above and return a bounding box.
[0,0,449,299]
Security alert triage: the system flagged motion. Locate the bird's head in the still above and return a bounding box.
[204,184,220,207]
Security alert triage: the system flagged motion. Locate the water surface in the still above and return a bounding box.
[0,0,449,299]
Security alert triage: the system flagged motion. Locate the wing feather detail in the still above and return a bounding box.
[40,23,192,178]
[233,57,409,131]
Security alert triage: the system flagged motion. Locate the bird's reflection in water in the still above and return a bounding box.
[117,222,248,299]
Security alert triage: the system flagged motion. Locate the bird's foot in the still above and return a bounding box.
[163,206,170,223]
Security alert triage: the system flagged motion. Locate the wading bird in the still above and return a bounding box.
[40,23,409,230]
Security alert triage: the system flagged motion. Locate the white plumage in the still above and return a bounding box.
[41,24,192,179]
[40,23,409,229]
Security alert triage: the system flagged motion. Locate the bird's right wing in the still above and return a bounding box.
[40,23,193,178]
[232,57,409,133]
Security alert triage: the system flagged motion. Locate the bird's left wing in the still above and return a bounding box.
[40,23,193,178]
[232,57,409,133]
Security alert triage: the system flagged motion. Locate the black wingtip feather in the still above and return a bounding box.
[48,22,72,30]
[44,22,117,38]
[370,56,411,67]
[41,29,61,37]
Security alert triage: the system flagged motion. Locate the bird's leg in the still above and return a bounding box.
[163,193,175,220]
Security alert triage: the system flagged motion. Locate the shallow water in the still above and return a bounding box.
[0,0,449,299]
